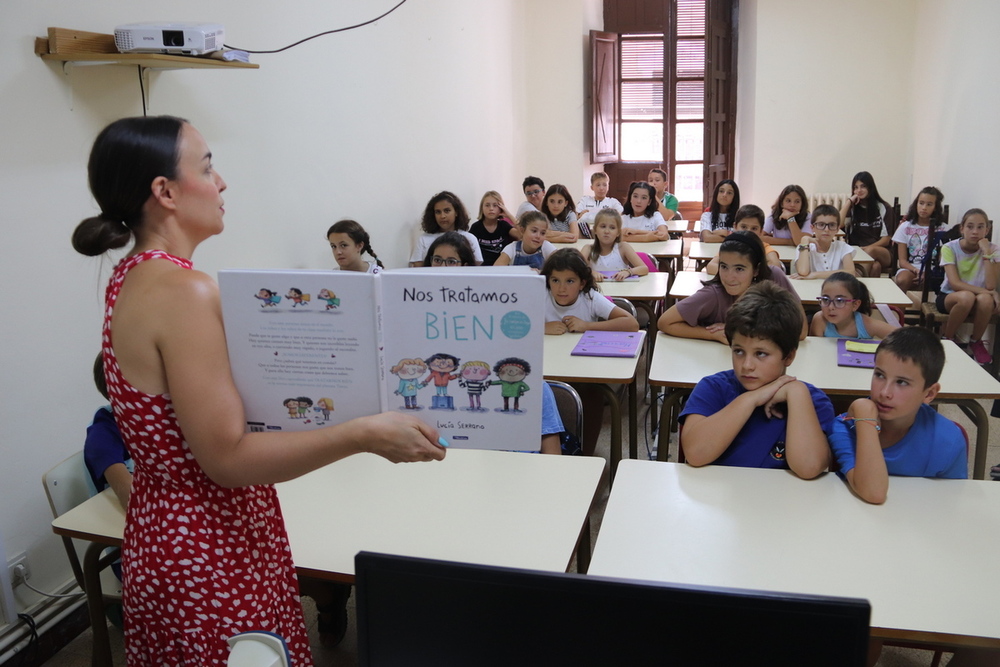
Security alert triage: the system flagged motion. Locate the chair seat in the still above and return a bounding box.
[920,301,949,324]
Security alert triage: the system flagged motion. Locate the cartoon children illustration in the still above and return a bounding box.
[458,360,493,412]
[286,288,310,307]
[317,288,340,310]
[283,398,299,418]
[296,396,312,420]
[314,397,334,421]
[391,358,428,410]
[493,357,531,413]
[423,353,461,410]
[255,289,280,307]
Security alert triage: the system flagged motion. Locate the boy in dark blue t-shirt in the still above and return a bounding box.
[679,282,833,478]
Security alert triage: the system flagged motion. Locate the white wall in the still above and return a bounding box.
[910,0,1000,221]
[736,0,917,208]
[0,0,600,630]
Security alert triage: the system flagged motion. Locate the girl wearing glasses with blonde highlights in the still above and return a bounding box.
[793,204,855,279]
[422,231,477,267]
[810,272,898,339]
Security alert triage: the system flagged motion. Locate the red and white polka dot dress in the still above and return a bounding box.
[103,250,312,666]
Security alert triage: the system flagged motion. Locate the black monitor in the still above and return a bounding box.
[355,552,870,666]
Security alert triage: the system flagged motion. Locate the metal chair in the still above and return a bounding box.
[42,451,123,667]
[545,381,592,573]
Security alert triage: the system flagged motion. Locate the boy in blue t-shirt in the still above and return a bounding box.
[679,282,834,478]
[828,327,967,504]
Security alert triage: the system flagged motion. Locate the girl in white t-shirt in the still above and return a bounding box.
[327,219,384,274]
[542,248,639,335]
[621,181,669,242]
[764,184,812,246]
[893,186,944,292]
[700,179,740,242]
[793,205,855,279]
[409,191,483,266]
[542,183,580,243]
[583,209,649,282]
[494,211,557,272]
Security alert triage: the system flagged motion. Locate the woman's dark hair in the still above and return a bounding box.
[706,231,770,286]
[423,231,476,267]
[93,352,109,400]
[848,171,888,224]
[905,186,945,223]
[326,219,384,268]
[522,176,545,192]
[421,191,470,233]
[822,271,873,315]
[769,184,809,231]
[540,248,599,294]
[72,115,186,256]
[708,179,740,230]
[622,181,658,218]
[541,184,576,222]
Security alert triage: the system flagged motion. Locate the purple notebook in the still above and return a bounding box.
[598,270,640,281]
[571,331,646,358]
[837,338,878,368]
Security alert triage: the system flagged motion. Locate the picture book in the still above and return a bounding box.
[571,331,646,358]
[218,267,546,450]
[597,271,639,281]
[837,339,878,368]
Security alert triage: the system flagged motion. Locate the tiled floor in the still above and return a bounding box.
[42,395,996,667]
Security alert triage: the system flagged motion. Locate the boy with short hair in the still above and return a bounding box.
[516,176,546,219]
[706,204,783,274]
[829,327,967,504]
[577,172,624,226]
[679,282,833,478]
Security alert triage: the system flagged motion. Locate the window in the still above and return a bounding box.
[598,0,735,207]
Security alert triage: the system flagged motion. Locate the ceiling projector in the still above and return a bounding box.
[114,22,225,55]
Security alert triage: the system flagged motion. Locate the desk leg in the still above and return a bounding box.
[629,379,638,460]
[951,399,989,480]
[596,384,622,483]
[83,541,113,667]
[658,390,688,462]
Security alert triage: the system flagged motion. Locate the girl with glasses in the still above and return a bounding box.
[810,272,898,339]
[422,231,477,267]
[794,204,856,279]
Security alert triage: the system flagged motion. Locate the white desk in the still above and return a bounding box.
[668,271,912,308]
[544,333,642,477]
[689,240,874,271]
[560,239,684,274]
[590,460,1000,648]
[648,334,1000,478]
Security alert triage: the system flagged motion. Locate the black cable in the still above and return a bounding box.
[15,613,39,667]
[137,66,147,116]
[224,0,409,54]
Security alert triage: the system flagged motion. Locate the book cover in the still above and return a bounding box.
[219,268,545,451]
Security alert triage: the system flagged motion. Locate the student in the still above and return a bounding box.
[828,327,966,505]
[893,186,944,292]
[647,168,679,219]
[516,175,546,219]
[699,179,740,242]
[658,232,806,344]
[542,184,580,242]
[577,172,624,226]
[71,116,445,663]
[409,191,483,267]
[583,209,649,282]
[542,248,639,335]
[469,190,519,266]
[679,281,833,477]
[763,184,812,246]
[494,211,557,271]
[85,352,132,510]
[936,208,1000,362]
[810,272,899,339]
[621,181,669,242]
[422,231,477,267]
[839,171,892,277]
[327,219,384,273]
[706,204,782,275]
[793,204,855,279]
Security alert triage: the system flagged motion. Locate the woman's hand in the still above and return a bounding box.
[359,412,447,463]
